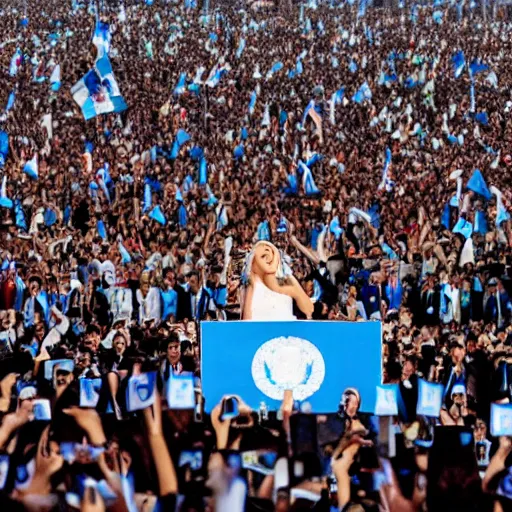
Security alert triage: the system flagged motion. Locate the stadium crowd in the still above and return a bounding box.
[0,0,511,509]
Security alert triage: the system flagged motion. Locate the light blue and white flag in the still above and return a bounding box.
[329,216,343,240]
[452,51,465,78]
[432,10,443,24]
[93,21,111,57]
[23,155,38,180]
[174,72,187,95]
[0,175,12,209]
[301,100,315,127]
[378,147,392,191]
[469,78,476,113]
[206,63,229,88]
[299,160,320,195]
[143,183,152,213]
[149,205,167,225]
[71,56,127,121]
[49,64,61,91]
[9,49,22,76]
[236,37,246,59]
[5,91,15,112]
[453,217,473,239]
[119,241,132,264]
[486,71,498,88]
[358,0,368,18]
[352,82,372,104]
[256,220,270,241]
[329,87,345,125]
[266,61,283,80]
[491,186,511,227]
[249,90,257,115]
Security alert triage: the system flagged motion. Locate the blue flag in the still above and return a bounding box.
[469,60,489,76]
[199,158,208,185]
[14,200,27,231]
[23,155,38,180]
[234,145,244,160]
[176,129,191,147]
[249,90,257,115]
[352,82,372,104]
[0,131,9,168]
[143,183,152,213]
[174,72,187,95]
[475,112,488,125]
[5,91,15,112]
[453,218,473,239]
[300,161,320,196]
[71,55,127,121]
[119,241,132,264]
[474,210,488,234]
[149,205,167,225]
[467,169,492,200]
[257,220,271,241]
[178,204,187,227]
[441,202,451,229]
[97,220,107,240]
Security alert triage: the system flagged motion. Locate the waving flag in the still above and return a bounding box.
[452,51,465,78]
[0,131,8,168]
[491,186,511,227]
[0,176,12,209]
[469,60,489,76]
[467,169,492,200]
[119,241,132,264]
[149,205,167,226]
[249,90,257,115]
[93,21,111,57]
[352,82,372,104]
[174,72,187,95]
[299,161,320,196]
[23,155,38,180]
[236,38,246,59]
[486,71,498,88]
[266,61,283,80]
[49,64,61,92]
[378,147,392,191]
[453,218,473,239]
[9,49,22,76]
[97,220,107,240]
[199,158,208,185]
[71,55,127,121]
[5,91,15,112]
[256,220,270,241]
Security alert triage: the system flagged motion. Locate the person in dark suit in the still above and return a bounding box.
[175,271,215,322]
[419,275,440,326]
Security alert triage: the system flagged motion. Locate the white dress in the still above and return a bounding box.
[249,281,296,321]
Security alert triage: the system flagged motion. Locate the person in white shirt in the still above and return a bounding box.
[136,273,161,325]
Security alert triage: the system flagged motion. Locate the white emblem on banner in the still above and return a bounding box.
[251,336,325,401]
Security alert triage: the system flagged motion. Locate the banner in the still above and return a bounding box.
[201,321,382,413]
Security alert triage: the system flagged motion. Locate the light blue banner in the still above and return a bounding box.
[201,321,382,413]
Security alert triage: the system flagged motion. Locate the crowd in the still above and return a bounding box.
[0,0,511,509]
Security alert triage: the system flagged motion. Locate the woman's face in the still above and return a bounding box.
[113,336,126,354]
[251,242,281,278]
